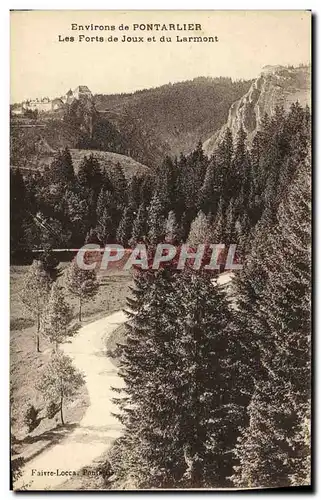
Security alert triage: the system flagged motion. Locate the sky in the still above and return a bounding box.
[10,10,311,103]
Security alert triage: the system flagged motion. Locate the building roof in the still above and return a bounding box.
[74,85,92,94]
[66,89,73,96]
[52,98,64,105]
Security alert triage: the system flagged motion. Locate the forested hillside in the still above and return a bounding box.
[11,77,252,172]
[95,77,252,162]
[11,103,310,259]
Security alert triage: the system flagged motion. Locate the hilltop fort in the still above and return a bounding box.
[12,85,92,115]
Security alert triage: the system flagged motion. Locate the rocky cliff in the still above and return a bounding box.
[203,64,311,156]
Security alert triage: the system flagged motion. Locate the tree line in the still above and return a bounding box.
[11,103,310,266]
[18,258,99,433]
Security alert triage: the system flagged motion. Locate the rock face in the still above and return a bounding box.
[203,64,311,156]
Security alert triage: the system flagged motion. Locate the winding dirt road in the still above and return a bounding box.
[15,310,127,491]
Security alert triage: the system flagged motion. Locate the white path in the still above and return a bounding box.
[15,310,127,491]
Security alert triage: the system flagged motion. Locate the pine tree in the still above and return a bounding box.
[49,147,75,185]
[216,128,234,207]
[95,189,120,243]
[20,260,52,352]
[155,156,179,214]
[147,191,166,245]
[172,271,250,488]
[127,175,142,211]
[96,208,114,245]
[197,157,220,215]
[232,155,311,488]
[139,174,154,208]
[180,142,208,218]
[187,210,211,246]
[249,132,264,223]
[42,282,73,350]
[211,198,225,244]
[37,351,85,426]
[101,167,113,193]
[111,267,178,489]
[77,154,102,193]
[116,206,134,247]
[224,198,236,243]
[65,259,99,321]
[63,189,90,243]
[61,147,75,183]
[129,203,148,247]
[112,268,249,489]
[112,163,128,207]
[96,188,107,220]
[230,126,248,201]
[165,210,179,244]
[23,403,41,433]
[235,212,251,257]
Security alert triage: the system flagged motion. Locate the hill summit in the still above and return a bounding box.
[203,64,311,156]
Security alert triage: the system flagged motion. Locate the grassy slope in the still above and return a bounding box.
[10,264,132,465]
[69,149,150,180]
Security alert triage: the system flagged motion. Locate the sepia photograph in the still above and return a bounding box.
[10,10,311,491]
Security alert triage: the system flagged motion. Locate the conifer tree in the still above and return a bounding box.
[49,147,75,185]
[180,142,208,218]
[211,198,225,244]
[111,268,249,489]
[129,203,148,247]
[249,132,264,222]
[96,188,106,221]
[65,259,99,321]
[20,260,52,352]
[139,174,154,208]
[112,163,128,207]
[230,126,248,201]
[197,158,220,215]
[116,206,134,247]
[63,189,90,242]
[235,212,251,256]
[101,167,113,193]
[187,210,211,246]
[155,156,179,214]
[111,267,178,489]
[147,191,166,244]
[95,208,114,245]
[77,154,102,193]
[232,156,311,488]
[127,175,142,211]
[165,210,179,244]
[95,189,120,242]
[224,198,236,243]
[216,128,234,206]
